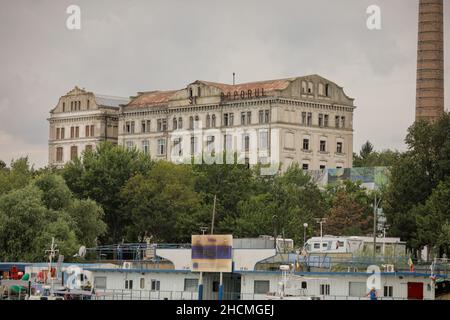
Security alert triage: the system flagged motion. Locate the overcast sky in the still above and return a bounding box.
[0,0,449,168]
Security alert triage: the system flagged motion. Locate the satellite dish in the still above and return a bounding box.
[78,246,86,258]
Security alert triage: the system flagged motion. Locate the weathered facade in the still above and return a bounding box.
[119,75,355,171]
[48,87,128,167]
[48,75,355,171]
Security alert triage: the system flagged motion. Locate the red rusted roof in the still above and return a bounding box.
[127,90,178,107]
[126,77,296,108]
[200,78,295,94]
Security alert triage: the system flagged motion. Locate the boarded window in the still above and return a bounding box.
[254,280,270,294]
[94,276,107,289]
[349,282,367,297]
[184,279,198,292]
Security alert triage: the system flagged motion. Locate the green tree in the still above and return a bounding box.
[0,185,78,261]
[385,113,450,251]
[0,157,33,195]
[120,161,203,243]
[63,142,153,243]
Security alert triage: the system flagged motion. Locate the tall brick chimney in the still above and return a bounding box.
[416,0,445,122]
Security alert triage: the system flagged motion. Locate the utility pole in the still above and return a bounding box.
[373,193,382,258]
[211,195,217,235]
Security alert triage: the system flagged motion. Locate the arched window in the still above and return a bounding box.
[206,114,211,128]
[70,146,78,161]
[189,116,194,129]
[56,147,63,162]
[211,114,216,127]
[173,118,178,130]
[194,115,200,129]
[178,117,183,129]
[198,87,201,97]
[325,84,331,97]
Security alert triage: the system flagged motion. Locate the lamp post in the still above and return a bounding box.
[272,215,278,250]
[303,223,308,247]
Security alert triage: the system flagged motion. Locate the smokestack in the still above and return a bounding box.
[416,0,445,122]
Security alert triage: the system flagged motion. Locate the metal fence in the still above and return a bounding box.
[92,289,198,300]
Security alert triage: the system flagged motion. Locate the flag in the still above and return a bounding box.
[408,257,414,272]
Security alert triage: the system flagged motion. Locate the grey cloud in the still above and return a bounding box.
[0,0,449,167]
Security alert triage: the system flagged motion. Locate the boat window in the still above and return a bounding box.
[338,241,344,247]
[322,243,328,248]
[313,243,320,249]
[301,282,307,289]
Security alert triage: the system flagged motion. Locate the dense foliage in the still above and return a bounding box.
[1,113,449,261]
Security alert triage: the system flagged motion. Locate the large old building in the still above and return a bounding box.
[49,75,355,171]
[48,86,129,166]
[118,75,355,171]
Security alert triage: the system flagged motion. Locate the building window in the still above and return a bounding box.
[87,99,90,109]
[85,125,90,137]
[247,111,252,124]
[157,119,167,132]
[142,140,149,155]
[335,115,340,128]
[318,114,324,127]
[194,116,200,129]
[70,146,78,161]
[259,131,269,150]
[173,118,178,130]
[184,279,198,292]
[211,114,216,128]
[384,286,393,297]
[207,136,215,153]
[224,113,234,127]
[173,138,182,156]
[142,120,147,133]
[126,141,134,151]
[336,142,343,154]
[301,81,307,93]
[60,128,65,139]
[325,84,331,97]
[178,118,182,129]
[56,147,63,162]
[254,280,270,295]
[189,116,194,129]
[56,128,60,140]
[70,127,74,138]
[157,138,166,155]
[320,165,326,170]
[324,114,329,127]
[151,279,160,291]
[320,284,330,295]
[206,114,211,128]
[303,138,309,151]
[308,82,314,94]
[302,163,309,170]
[190,136,198,155]
[258,110,270,124]
[62,102,66,112]
[85,145,93,152]
[125,280,133,290]
[320,140,326,152]
[243,134,250,152]
[75,126,79,138]
[241,112,246,125]
[341,116,346,128]
[224,134,232,151]
[301,112,306,125]
[307,112,312,126]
